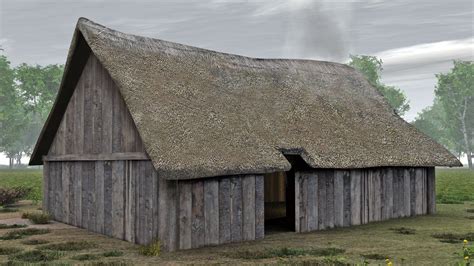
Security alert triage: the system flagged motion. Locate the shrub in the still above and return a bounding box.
[0,224,27,229]
[0,247,23,255]
[9,250,63,262]
[21,239,49,245]
[21,211,50,224]
[72,254,101,261]
[139,240,161,256]
[0,187,32,206]
[39,241,97,251]
[0,228,50,240]
[103,250,124,257]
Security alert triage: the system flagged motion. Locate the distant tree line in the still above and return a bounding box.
[349,55,473,169]
[0,55,63,168]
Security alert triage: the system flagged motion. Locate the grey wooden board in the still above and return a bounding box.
[230,177,243,242]
[333,170,344,227]
[255,175,264,239]
[427,167,436,214]
[103,161,113,236]
[218,178,231,244]
[318,171,327,229]
[350,170,361,225]
[179,181,192,250]
[112,161,124,239]
[299,173,308,232]
[343,170,351,227]
[307,172,318,231]
[204,179,219,245]
[191,180,205,248]
[294,173,300,232]
[242,175,256,240]
[326,170,335,228]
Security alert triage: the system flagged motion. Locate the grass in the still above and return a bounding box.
[21,211,50,224]
[230,247,345,259]
[0,169,42,202]
[436,168,474,204]
[71,254,101,261]
[0,207,19,213]
[361,253,389,260]
[390,227,416,235]
[431,232,474,243]
[21,239,49,245]
[0,223,27,229]
[103,250,124,257]
[139,240,161,256]
[0,247,23,255]
[39,241,98,251]
[0,228,50,240]
[9,250,63,263]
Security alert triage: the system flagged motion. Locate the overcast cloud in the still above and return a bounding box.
[0,0,473,164]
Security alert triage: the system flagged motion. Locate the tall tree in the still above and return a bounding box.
[435,61,474,169]
[349,55,410,116]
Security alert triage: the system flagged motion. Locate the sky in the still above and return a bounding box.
[0,0,473,165]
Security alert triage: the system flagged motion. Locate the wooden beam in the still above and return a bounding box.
[43,152,149,162]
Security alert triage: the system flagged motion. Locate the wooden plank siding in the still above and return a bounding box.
[295,167,435,233]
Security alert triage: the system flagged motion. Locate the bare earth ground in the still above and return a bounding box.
[0,201,473,265]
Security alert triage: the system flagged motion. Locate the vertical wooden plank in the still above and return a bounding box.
[318,171,327,229]
[61,162,70,224]
[326,170,335,228]
[81,162,89,227]
[102,161,112,236]
[410,168,416,216]
[334,170,344,227]
[112,161,124,239]
[427,167,436,214]
[92,56,103,155]
[64,92,75,154]
[145,162,155,245]
[218,178,231,243]
[191,180,205,248]
[374,169,382,221]
[361,170,368,224]
[343,170,351,227]
[242,175,256,241]
[43,161,49,216]
[204,179,219,245]
[112,75,123,153]
[73,163,82,227]
[255,175,264,239]
[74,70,84,154]
[415,168,423,215]
[179,181,192,250]
[307,172,318,231]
[230,177,243,242]
[47,162,55,220]
[299,173,308,232]
[101,63,113,154]
[94,161,104,233]
[88,162,96,231]
[151,168,159,242]
[124,161,133,242]
[168,181,179,251]
[294,173,300,233]
[384,168,394,219]
[350,170,361,225]
[403,169,411,218]
[368,170,375,222]
[83,56,94,155]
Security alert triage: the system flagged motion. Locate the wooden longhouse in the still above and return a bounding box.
[30,18,462,251]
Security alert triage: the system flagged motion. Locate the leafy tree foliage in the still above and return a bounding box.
[414,61,473,169]
[349,55,410,116]
[0,55,63,167]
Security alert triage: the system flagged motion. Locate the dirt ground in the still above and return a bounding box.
[0,201,473,265]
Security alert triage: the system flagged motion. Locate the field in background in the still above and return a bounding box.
[0,167,472,204]
[0,168,472,264]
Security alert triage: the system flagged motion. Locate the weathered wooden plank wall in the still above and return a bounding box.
[295,167,435,233]
[44,163,264,252]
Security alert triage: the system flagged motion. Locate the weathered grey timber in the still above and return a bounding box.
[294,167,435,233]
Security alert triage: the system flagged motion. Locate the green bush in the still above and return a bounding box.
[139,240,161,256]
[0,170,42,202]
[21,211,50,224]
[0,186,32,206]
[0,247,23,255]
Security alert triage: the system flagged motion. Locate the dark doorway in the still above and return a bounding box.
[264,154,312,234]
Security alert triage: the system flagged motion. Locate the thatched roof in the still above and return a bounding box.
[30,18,462,179]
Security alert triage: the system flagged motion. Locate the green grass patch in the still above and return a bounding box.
[71,254,101,261]
[0,169,42,202]
[0,224,27,229]
[230,247,345,260]
[139,240,161,257]
[466,209,474,213]
[0,228,50,240]
[361,253,389,260]
[0,247,23,255]
[431,232,474,244]
[0,207,19,213]
[390,227,416,235]
[103,250,124,257]
[21,211,50,224]
[21,239,49,245]
[436,168,474,204]
[39,241,97,251]
[9,250,63,263]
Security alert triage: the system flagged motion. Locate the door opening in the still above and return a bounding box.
[264,154,312,234]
